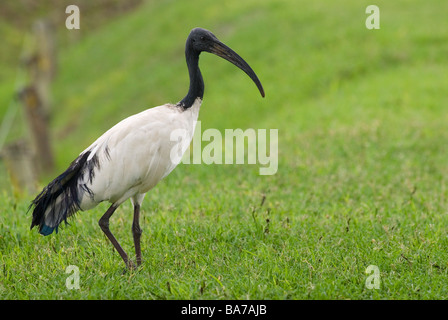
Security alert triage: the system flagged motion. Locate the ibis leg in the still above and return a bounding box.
[99,204,135,269]
[132,204,143,266]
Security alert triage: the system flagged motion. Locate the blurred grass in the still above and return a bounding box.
[1,0,448,299]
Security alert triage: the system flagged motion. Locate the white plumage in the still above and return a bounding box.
[79,98,201,210]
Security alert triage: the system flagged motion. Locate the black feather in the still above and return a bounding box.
[29,150,100,235]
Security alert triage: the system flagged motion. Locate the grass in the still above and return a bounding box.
[1,0,448,299]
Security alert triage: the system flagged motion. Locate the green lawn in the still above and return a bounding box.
[1,0,448,299]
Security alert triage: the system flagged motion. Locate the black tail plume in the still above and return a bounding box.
[29,151,92,236]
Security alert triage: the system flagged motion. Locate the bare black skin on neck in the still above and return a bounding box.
[178,28,265,109]
[178,41,203,109]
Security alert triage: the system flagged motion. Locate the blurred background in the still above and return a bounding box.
[2,0,448,299]
[0,0,447,201]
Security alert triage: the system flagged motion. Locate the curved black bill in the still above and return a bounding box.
[209,41,265,98]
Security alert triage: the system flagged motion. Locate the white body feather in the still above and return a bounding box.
[77,98,201,210]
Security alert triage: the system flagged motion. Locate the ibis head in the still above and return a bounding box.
[184,28,265,99]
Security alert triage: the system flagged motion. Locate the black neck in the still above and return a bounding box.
[179,49,204,109]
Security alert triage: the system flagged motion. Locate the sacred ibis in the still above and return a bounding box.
[30,27,264,269]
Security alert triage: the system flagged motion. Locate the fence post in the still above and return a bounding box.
[20,18,56,175]
[18,86,54,174]
[1,140,38,196]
